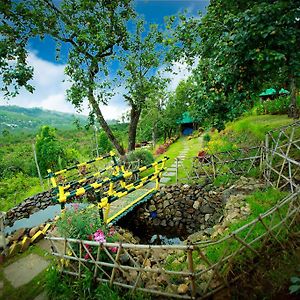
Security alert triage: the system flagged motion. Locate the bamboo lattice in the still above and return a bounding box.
[264,121,300,193]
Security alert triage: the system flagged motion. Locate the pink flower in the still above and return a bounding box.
[93,229,106,243]
[109,246,118,253]
[108,227,116,237]
[84,253,90,259]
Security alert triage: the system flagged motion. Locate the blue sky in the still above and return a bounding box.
[5,0,209,119]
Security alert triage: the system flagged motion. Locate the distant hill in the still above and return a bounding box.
[0,105,88,132]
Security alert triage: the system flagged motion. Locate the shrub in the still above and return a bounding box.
[98,131,113,154]
[56,205,118,259]
[126,149,155,166]
[256,96,290,115]
[155,145,166,155]
[203,133,211,143]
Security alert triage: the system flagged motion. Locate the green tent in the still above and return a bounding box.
[259,88,277,97]
[177,111,194,124]
[278,88,289,95]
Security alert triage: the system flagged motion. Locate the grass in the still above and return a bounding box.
[203,187,288,264]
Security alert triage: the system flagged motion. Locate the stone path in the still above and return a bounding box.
[4,253,49,288]
[159,142,190,184]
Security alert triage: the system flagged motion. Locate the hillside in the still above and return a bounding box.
[0,106,88,132]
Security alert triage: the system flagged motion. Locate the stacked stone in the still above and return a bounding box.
[134,184,224,235]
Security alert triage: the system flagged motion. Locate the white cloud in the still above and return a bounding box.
[1,52,128,120]
[160,59,198,91]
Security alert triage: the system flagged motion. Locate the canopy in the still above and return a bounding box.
[278,88,289,95]
[259,88,277,97]
[177,111,194,124]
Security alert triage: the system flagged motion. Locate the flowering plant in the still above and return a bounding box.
[56,204,119,260]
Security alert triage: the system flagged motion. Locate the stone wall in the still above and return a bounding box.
[119,184,225,241]
[4,190,54,226]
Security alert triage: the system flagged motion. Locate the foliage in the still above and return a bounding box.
[203,187,288,264]
[0,173,42,211]
[98,131,113,154]
[154,136,178,155]
[118,19,169,151]
[167,0,300,129]
[203,133,211,143]
[35,126,66,174]
[126,149,154,166]
[255,96,300,115]
[46,264,151,300]
[0,0,135,155]
[289,276,300,295]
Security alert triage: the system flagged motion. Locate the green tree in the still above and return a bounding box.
[0,0,134,155]
[35,126,64,174]
[98,131,113,154]
[118,19,168,151]
[168,0,300,129]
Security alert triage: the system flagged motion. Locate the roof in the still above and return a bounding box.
[177,111,194,124]
[278,88,289,95]
[259,88,276,97]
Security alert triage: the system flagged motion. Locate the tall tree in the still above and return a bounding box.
[0,0,134,155]
[118,20,168,151]
[168,0,300,129]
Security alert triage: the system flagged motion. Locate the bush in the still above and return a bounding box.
[56,205,119,259]
[98,131,113,154]
[203,133,211,142]
[126,149,154,166]
[256,96,290,115]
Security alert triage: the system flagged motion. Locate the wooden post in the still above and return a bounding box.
[211,155,216,179]
[187,249,196,298]
[0,212,6,253]
[265,133,270,184]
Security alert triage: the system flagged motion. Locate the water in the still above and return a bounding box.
[149,234,183,245]
[4,203,87,235]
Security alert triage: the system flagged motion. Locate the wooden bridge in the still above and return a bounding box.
[46,152,168,224]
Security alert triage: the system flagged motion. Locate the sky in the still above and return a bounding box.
[2,0,209,120]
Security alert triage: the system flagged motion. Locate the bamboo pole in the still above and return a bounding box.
[187,249,196,298]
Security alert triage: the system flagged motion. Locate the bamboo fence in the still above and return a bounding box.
[264,121,300,193]
[47,121,300,299]
[176,146,263,184]
[47,190,300,299]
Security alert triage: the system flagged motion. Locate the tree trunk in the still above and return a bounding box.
[288,76,299,119]
[88,92,125,156]
[128,105,141,152]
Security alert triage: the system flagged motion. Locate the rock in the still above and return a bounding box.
[205,214,210,222]
[166,193,172,200]
[175,211,182,217]
[161,220,167,227]
[119,253,130,265]
[10,228,26,242]
[193,200,200,210]
[163,200,170,208]
[156,274,168,286]
[177,283,189,294]
[204,227,214,235]
[149,205,156,212]
[199,204,214,214]
[29,226,40,238]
